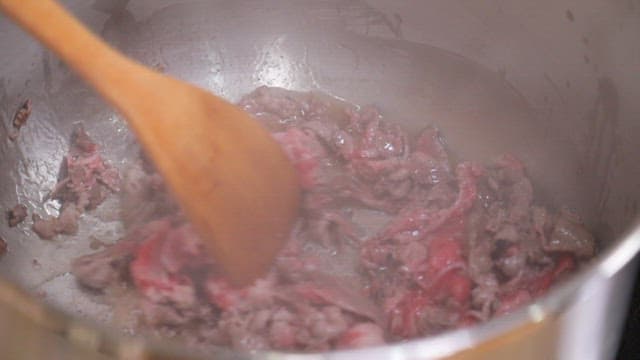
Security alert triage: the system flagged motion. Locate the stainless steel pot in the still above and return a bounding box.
[1,0,639,359]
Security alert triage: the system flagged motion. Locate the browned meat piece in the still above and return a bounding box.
[85,184,108,210]
[33,125,120,240]
[71,240,137,290]
[12,99,31,129]
[72,220,173,290]
[31,214,57,240]
[545,211,596,258]
[370,162,482,243]
[466,208,493,277]
[7,204,28,227]
[57,204,81,234]
[31,205,81,240]
[466,205,500,318]
[54,125,121,200]
[0,236,7,257]
[140,300,194,326]
[489,155,533,222]
[470,274,499,320]
[8,99,31,142]
[214,303,354,351]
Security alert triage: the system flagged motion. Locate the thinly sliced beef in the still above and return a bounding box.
[33,125,120,240]
[371,162,482,243]
[496,254,576,316]
[546,212,596,258]
[130,220,199,308]
[71,239,138,290]
[32,204,81,240]
[7,204,27,227]
[72,219,173,290]
[69,87,596,352]
[411,126,451,185]
[272,128,328,190]
[205,275,277,311]
[383,227,472,338]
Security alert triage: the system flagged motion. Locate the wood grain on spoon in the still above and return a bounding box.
[0,0,300,285]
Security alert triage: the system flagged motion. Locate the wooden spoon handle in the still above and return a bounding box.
[1,0,302,285]
[0,0,164,121]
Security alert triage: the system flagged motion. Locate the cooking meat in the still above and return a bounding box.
[8,99,31,141]
[130,221,201,308]
[12,99,31,129]
[0,236,6,257]
[32,125,120,240]
[336,322,385,349]
[7,204,27,227]
[72,238,138,290]
[545,210,596,258]
[76,218,190,293]
[32,204,81,240]
[70,86,597,352]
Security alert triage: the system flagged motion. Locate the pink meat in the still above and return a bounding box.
[373,162,483,243]
[415,127,449,162]
[159,223,211,273]
[337,323,385,349]
[72,239,138,290]
[205,277,247,311]
[205,274,277,311]
[130,221,197,308]
[384,227,471,338]
[273,128,327,190]
[346,106,407,161]
[34,125,120,240]
[69,87,595,352]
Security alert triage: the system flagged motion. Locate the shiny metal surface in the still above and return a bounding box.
[0,0,639,359]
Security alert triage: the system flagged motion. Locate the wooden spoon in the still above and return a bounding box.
[0,0,300,285]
